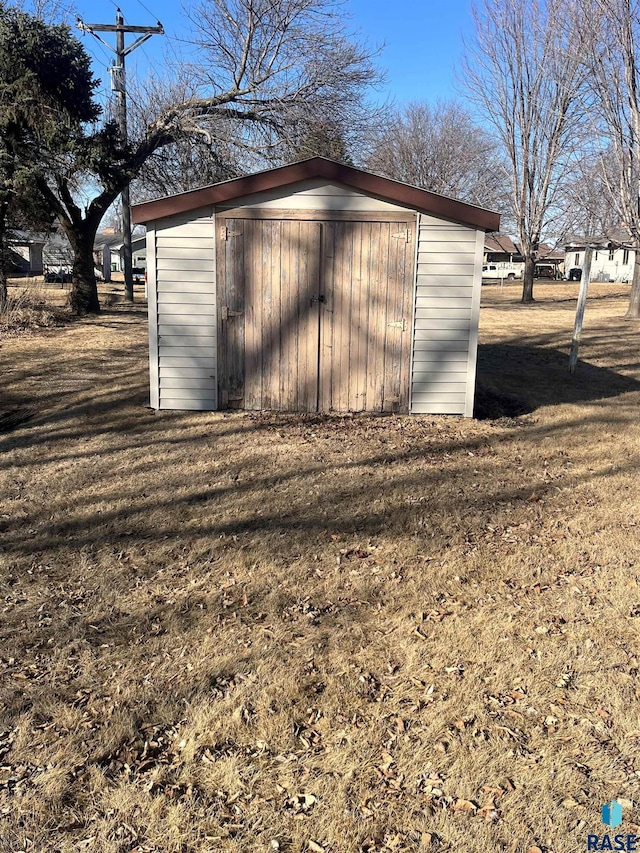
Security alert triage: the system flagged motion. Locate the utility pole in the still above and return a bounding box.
[77,10,163,302]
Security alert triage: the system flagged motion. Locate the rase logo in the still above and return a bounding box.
[603,802,624,829]
[587,801,637,851]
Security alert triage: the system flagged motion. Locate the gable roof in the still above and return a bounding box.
[94,234,147,254]
[485,233,565,262]
[131,157,500,231]
[484,233,520,255]
[7,229,47,246]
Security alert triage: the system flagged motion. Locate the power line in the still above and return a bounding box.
[82,35,113,66]
[76,10,164,302]
[132,0,158,24]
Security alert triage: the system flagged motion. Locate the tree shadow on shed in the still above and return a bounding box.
[474,343,640,419]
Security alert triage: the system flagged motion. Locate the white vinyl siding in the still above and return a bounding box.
[216,179,409,212]
[410,214,483,416]
[148,200,485,417]
[565,246,635,282]
[149,208,217,410]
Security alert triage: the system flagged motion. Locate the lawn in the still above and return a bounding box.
[1,281,640,853]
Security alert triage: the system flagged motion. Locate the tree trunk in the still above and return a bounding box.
[0,271,7,312]
[626,252,640,318]
[69,230,100,315]
[521,255,535,302]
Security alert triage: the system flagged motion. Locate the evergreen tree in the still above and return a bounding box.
[0,6,100,307]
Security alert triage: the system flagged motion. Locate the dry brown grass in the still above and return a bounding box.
[1,281,640,853]
[0,280,70,336]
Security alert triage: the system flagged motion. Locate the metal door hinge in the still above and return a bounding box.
[391,229,411,242]
[221,305,243,320]
[387,318,407,331]
[221,226,241,240]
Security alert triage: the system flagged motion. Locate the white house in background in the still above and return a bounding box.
[485,233,565,278]
[565,235,636,282]
[94,231,147,275]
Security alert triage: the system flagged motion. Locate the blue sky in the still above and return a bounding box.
[347,0,474,103]
[71,0,474,108]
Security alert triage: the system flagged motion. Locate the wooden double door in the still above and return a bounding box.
[217,214,414,413]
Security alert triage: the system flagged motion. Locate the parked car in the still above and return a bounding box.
[45,266,105,283]
[44,265,71,283]
[534,263,555,278]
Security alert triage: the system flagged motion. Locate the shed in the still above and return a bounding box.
[132,158,500,416]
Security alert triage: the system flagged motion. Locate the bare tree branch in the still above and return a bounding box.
[366,100,509,213]
[581,0,640,316]
[463,0,586,301]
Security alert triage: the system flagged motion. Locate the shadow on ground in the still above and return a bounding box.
[475,343,640,418]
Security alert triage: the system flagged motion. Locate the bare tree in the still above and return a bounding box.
[134,141,240,200]
[126,73,241,200]
[12,0,74,23]
[18,0,382,314]
[581,0,640,317]
[367,100,508,212]
[176,0,382,152]
[556,148,622,241]
[281,117,354,164]
[464,0,585,302]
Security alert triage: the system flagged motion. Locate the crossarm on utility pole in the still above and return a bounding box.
[78,23,164,34]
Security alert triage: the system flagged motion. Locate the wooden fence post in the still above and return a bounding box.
[569,245,593,373]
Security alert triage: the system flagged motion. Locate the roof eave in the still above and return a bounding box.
[131,158,500,232]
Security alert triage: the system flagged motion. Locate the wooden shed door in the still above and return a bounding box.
[320,220,413,412]
[218,217,413,412]
[218,219,321,410]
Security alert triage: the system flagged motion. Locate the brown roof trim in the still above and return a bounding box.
[131,157,501,231]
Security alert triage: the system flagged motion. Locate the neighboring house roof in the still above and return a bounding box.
[94,233,124,251]
[537,243,564,262]
[484,234,563,262]
[43,233,73,266]
[7,229,47,246]
[485,233,520,255]
[131,157,501,231]
[564,230,636,250]
[94,234,147,254]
